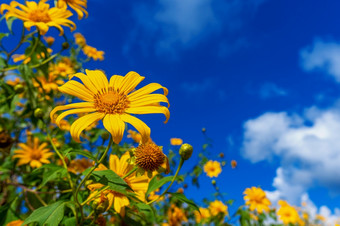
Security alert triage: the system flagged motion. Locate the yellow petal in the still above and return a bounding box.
[58,80,94,102]
[70,112,105,142]
[125,106,170,123]
[69,72,98,94]
[119,71,145,95]
[85,70,108,91]
[120,114,150,144]
[109,154,119,173]
[55,108,96,127]
[128,83,168,100]
[50,102,95,123]
[129,94,169,108]
[102,114,125,144]
[109,75,124,91]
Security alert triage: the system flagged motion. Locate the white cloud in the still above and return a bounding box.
[242,103,340,205]
[300,39,340,82]
[259,83,287,99]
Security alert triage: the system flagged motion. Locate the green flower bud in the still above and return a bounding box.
[62,42,70,50]
[179,143,193,160]
[101,132,110,141]
[34,108,44,118]
[84,180,93,187]
[212,180,216,185]
[202,127,206,133]
[14,84,24,94]
[221,161,226,167]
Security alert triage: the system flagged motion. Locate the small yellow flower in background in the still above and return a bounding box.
[6,77,22,86]
[68,158,92,174]
[302,212,309,220]
[204,160,222,178]
[58,119,71,131]
[51,70,170,144]
[209,200,228,216]
[34,73,64,93]
[50,61,75,77]
[87,152,149,215]
[243,187,271,213]
[44,36,55,46]
[231,160,237,169]
[194,207,210,223]
[82,45,104,61]
[74,33,86,47]
[170,138,183,146]
[277,200,301,225]
[13,137,53,168]
[315,214,326,222]
[168,204,188,226]
[132,142,169,178]
[57,0,88,19]
[0,1,76,35]
[148,188,164,201]
[12,48,53,64]
[127,129,142,143]
[6,219,24,226]
[249,213,259,221]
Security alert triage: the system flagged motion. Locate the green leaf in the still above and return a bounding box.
[33,164,68,187]
[6,17,16,33]
[23,201,65,226]
[91,170,130,193]
[0,197,21,225]
[63,217,76,226]
[0,33,9,42]
[65,149,97,162]
[135,203,155,222]
[146,176,173,196]
[169,192,200,212]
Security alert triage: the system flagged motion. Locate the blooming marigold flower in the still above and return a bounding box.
[57,0,88,19]
[243,187,271,213]
[34,73,64,93]
[194,207,210,224]
[74,32,86,47]
[87,152,149,215]
[170,138,183,146]
[83,45,104,61]
[13,137,53,168]
[0,1,76,35]
[209,200,228,216]
[50,70,170,144]
[50,61,75,77]
[203,160,222,178]
[277,200,301,225]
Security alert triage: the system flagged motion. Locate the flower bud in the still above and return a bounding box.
[219,152,224,158]
[34,108,44,118]
[44,36,55,46]
[62,42,70,50]
[212,180,216,185]
[202,127,206,133]
[183,183,188,189]
[221,161,226,167]
[101,132,110,141]
[179,143,193,160]
[14,84,24,94]
[94,199,109,213]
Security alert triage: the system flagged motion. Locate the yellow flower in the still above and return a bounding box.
[6,77,22,86]
[148,188,164,201]
[170,138,183,146]
[231,160,237,169]
[243,187,271,213]
[127,129,142,143]
[57,0,88,19]
[87,152,149,215]
[43,36,55,45]
[50,70,170,144]
[68,158,92,174]
[209,200,228,216]
[0,1,75,35]
[194,207,210,223]
[74,32,86,47]
[83,45,104,61]
[315,214,326,222]
[50,61,75,77]
[203,160,222,178]
[168,204,188,226]
[6,219,24,226]
[12,48,53,64]
[13,137,53,168]
[34,73,64,93]
[277,200,301,225]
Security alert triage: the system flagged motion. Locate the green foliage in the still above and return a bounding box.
[90,169,130,193]
[169,192,200,212]
[146,176,174,196]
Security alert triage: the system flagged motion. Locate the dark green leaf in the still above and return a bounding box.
[65,149,97,162]
[91,170,130,193]
[63,217,76,226]
[146,176,173,196]
[135,203,155,222]
[0,197,21,225]
[169,192,200,212]
[23,201,65,226]
[33,164,68,187]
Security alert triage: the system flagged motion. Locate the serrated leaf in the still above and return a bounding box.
[23,201,65,226]
[65,149,97,162]
[146,176,173,196]
[169,192,199,212]
[91,170,130,193]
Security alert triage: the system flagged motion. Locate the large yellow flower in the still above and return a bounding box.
[87,152,149,215]
[243,187,271,213]
[203,160,222,178]
[0,1,75,35]
[13,137,53,168]
[57,0,88,19]
[50,70,170,144]
[277,200,301,225]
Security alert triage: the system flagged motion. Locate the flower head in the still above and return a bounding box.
[231,160,237,169]
[44,36,55,46]
[50,70,170,144]
[194,207,210,224]
[243,187,271,213]
[209,200,228,216]
[277,200,301,225]
[87,152,149,215]
[204,160,222,178]
[170,138,182,146]
[74,32,86,47]
[57,0,88,19]
[50,61,75,77]
[68,158,92,174]
[127,129,142,143]
[82,45,104,61]
[13,137,53,168]
[34,73,64,93]
[168,204,188,225]
[0,1,75,35]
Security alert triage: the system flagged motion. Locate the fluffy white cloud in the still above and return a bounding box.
[242,103,340,205]
[300,39,340,82]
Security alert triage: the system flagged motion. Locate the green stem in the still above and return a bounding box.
[75,136,113,223]
[32,192,47,206]
[147,158,184,205]
[122,167,138,179]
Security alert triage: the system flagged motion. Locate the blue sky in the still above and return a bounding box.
[3,0,340,223]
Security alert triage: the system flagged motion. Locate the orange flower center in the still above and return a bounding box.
[29,10,51,23]
[93,88,129,114]
[135,143,165,172]
[30,150,42,160]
